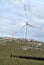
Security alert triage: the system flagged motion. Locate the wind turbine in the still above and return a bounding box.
[13,4,44,40]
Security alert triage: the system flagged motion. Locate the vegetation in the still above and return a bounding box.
[0,37,44,65]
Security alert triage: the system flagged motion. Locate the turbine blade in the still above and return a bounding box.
[14,25,25,34]
[28,23,42,30]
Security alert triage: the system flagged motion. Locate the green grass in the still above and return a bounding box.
[0,39,44,65]
[0,57,44,65]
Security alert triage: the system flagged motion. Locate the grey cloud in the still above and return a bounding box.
[31,0,44,19]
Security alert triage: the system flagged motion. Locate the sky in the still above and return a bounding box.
[0,0,44,42]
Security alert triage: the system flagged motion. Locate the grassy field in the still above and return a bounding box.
[0,57,44,65]
[0,38,44,65]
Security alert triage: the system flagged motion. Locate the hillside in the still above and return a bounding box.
[0,37,44,65]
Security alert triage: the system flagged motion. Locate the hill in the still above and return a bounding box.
[0,37,44,65]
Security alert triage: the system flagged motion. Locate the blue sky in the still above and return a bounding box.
[0,0,44,42]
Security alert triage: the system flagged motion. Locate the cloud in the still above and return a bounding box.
[12,0,27,5]
[30,0,44,20]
